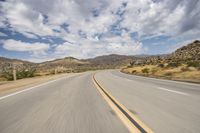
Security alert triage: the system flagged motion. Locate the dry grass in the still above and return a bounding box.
[123,65,155,73]
[122,65,200,83]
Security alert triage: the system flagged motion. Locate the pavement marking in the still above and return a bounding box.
[0,77,66,100]
[118,71,200,88]
[93,74,153,133]
[157,87,189,96]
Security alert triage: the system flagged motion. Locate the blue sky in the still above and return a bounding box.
[0,0,200,62]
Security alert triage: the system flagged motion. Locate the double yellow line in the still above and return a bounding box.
[92,74,153,133]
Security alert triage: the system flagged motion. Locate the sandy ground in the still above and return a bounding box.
[122,66,200,83]
[0,73,76,96]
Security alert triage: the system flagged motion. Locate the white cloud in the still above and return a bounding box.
[2,39,50,56]
[1,0,199,38]
[55,33,144,59]
[122,0,200,37]
[20,32,38,39]
[1,1,53,37]
[0,0,199,60]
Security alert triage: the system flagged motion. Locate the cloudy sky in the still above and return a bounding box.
[0,0,199,62]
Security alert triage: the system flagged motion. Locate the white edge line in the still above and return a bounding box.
[111,71,190,96]
[157,87,189,96]
[118,70,200,87]
[0,77,65,100]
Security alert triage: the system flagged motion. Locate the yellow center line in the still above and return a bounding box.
[92,74,154,133]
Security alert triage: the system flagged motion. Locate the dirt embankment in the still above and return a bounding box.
[121,65,200,84]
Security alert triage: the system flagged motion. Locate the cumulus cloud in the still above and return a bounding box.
[55,33,144,59]
[0,0,199,60]
[1,1,53,36]
[1,0,199,37]
[2,39,50,56]
[121,0,200,37]
[54,42,142,59]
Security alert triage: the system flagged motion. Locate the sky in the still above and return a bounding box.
[0,0,200,62]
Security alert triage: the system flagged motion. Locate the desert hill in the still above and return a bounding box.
[123,40,200,83]
[0,54,136,80]
[169,40,200,61]
[1,40,199,81]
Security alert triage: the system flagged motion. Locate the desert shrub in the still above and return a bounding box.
[164,72,173,76]
[49,70,56,75]
[151,68,158,74]
[141,68,150,73]
[158,63,164,68]
[132,70,137,74]
[129,61,135,66]
[33,73,43,76]
[167,62,181,67]
[126,65,133,68]
[2,71,13,81]
[1,68,36,80]
[187,61,200,68]
[16,69,36,79]
[181,67,189,72]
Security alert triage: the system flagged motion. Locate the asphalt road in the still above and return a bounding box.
[0,70,200,133]
[96,70,200,133]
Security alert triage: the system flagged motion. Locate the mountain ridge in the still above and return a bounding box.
[0,40,199,80]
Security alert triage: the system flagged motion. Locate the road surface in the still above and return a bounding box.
[0,70,200,133]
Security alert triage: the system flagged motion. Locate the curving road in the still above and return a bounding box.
[0,70,200,133]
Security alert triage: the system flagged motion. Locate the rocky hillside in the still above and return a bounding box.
[37,57,90,73]
[168,40,200,61]
[0,57,36,80]
[0,57,35,73]
[37,54,137,73]
[122,40,200,83]
[129,40,200,66]
[0,57,32,65]
[1,40,199,80]
[0,54,137,77]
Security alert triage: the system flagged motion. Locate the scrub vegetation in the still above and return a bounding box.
[122,40,200,83]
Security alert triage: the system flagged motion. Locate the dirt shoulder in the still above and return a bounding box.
[0,73,77,97]
[121,65,200,84]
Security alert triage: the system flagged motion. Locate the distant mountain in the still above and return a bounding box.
[37,57,89,73]
[84,54,137,69]
[0,54,137,75]
[1,40,199,76]
[36,54,137,73]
